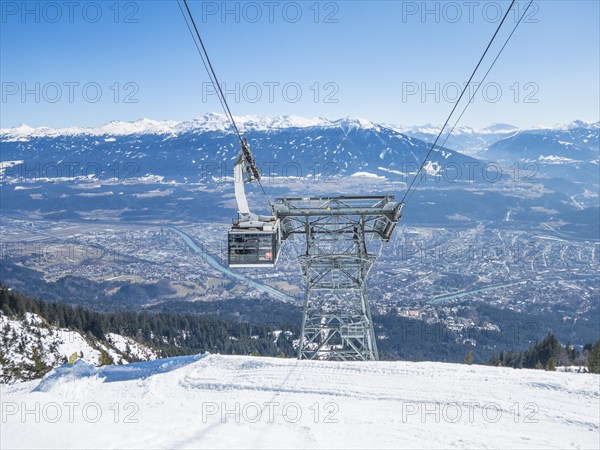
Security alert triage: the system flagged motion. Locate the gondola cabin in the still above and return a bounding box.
[228,220,281,268]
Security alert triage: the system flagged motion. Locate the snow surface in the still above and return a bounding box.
[350,172,387,179]
[538,155,579,164]
[1,354,598,449]
[0,160,24,176]
[0,313,159,380]
[0,313,105,368]
[105,333,160,362]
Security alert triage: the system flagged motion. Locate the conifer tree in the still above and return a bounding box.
[465,351,474,365]
[535,361,543,370]
[587,340,600,374]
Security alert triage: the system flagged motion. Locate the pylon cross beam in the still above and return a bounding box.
[274,196,402,361]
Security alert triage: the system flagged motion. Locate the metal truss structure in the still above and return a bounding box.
[274,196,402,361]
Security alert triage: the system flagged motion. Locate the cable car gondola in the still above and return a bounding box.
[227,138,281,268]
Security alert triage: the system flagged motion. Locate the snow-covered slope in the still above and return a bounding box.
[0,312,159,383]
[1,354,598,449]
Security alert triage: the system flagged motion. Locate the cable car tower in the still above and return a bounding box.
[274,197,402,360]
[229,169,402,359]
[178,0,532,361]
[226,148,402,360]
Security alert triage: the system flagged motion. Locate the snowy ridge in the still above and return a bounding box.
[0,114,386,139]
[5,113,598,141]
[1,353,598,449]
[0,114,332,140]
[0,312,159,383]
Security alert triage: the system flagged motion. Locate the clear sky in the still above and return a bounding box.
[1,0,599,129]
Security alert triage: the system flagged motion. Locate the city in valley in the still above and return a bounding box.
[2,214,597,350]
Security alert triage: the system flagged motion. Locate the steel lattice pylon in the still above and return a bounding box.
[274,196,402,361]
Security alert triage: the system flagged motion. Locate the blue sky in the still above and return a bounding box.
[1,0,598,129]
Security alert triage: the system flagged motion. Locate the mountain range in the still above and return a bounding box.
[1,114,598,229]
[2,114,597,176]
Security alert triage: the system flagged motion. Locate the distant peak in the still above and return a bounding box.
[482,123,518,132]
[567,119,600,129]
[332,116,378,130]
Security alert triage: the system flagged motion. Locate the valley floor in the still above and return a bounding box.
[1,354,599,449]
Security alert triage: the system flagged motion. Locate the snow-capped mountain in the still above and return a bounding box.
[484,123,599,161]
[1,114,597,224]
[0,114,363,140]
[3,114,596,167]
[1,353,598,449]
[0,114,480,183]
[482,122,600,190]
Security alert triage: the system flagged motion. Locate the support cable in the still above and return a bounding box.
[177,0,272,209]
[409,0,535,204]
[400,0,518,206]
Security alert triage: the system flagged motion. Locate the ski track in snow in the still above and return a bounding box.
[1,354,599,449]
